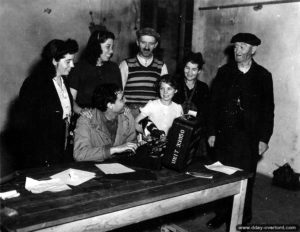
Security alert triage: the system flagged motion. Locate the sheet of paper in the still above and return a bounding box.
[95,163,135,174]
[205,161,242,175]
[25,177,71,194]
[0,190,20,200]
[50,168,96,186]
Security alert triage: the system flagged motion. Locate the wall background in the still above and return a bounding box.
[192,0,300,175]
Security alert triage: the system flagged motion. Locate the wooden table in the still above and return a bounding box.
[0,161,250,232]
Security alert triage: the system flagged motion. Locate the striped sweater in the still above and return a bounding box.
[124,56,164,104]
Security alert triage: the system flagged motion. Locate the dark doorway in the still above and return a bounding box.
[140,0,194,75]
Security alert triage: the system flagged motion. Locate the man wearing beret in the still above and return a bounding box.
[120,27,168,118]
[207,33,274,228]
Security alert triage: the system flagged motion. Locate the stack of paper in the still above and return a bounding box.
[25,177,71,193]
[0,190,20,200]
[95,163,135,174]
[50,168,96,186]
[205,161,242,175]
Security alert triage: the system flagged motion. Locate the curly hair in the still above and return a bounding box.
[92,83,122,112]
[83,30,115,66]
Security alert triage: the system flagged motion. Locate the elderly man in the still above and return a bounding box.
[119,27,168,117]
[73,83,137,162]
[207,33,274,228]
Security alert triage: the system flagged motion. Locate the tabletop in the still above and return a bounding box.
[0,160,251,232]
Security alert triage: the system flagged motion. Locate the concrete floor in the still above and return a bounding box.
[115,173,300,232]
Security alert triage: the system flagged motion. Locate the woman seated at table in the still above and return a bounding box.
[18,38,79,169]
[73,83,137,162]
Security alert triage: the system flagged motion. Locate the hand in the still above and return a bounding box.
[112,142,138,155]
[80,108,92,119]
[123,106,131,116]
[208,136,216,147]
[258,141,269,155]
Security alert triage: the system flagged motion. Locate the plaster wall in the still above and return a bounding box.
[193,0,300,175]
[0,0,140,139]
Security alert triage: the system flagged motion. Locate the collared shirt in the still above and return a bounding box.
[119,54,168,89]
[53,77,71,121]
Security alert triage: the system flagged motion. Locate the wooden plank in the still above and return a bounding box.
[36,181,242,232]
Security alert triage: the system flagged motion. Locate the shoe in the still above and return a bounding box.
[206,215,227,229]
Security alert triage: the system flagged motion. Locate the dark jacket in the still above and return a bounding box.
[173,78,209,125]
[208,60,274,144]
[18,63,74,169]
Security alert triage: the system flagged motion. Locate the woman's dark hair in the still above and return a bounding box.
[83,30,115,66]
[156,74,178,94]
[92,83,122,112]
[183,52,205,70]
[42,39,79,62]
[39,38,78,78]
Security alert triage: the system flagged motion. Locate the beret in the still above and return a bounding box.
[231,33,261,46]
[136,27,160,41]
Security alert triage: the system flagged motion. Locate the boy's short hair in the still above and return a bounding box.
[92,83,122,112]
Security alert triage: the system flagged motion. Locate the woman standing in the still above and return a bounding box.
[173,52,209,158]
[173,52,209,124]
[18,39,79,169]
[69,30,122,118]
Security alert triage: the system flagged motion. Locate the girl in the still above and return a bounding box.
[135,74,183,136]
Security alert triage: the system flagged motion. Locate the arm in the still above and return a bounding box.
[124,113,138,143]
[207,69,223,137]
[135,112,147,133]
[259,71,274,144]
[258,71,274,155]
[73,117,112,162]
[70,88,92,118]
[161,63,168,75]
[119,60,129,90]
[207,69,223,147]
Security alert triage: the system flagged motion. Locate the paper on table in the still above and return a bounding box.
[50,168,96,186]
[95,163,135,174]
[205,161,242,175]
[25,177,71,194]
[0,190,20,200]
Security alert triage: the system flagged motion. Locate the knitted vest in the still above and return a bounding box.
[124,56,164,104]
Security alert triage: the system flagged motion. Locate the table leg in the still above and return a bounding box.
[229,179,248,232]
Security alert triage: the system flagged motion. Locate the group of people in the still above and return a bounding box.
[16,27,274,229]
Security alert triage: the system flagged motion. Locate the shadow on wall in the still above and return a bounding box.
[0,97,22,181]
[223,45,235,64]
[0,58,43,178]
